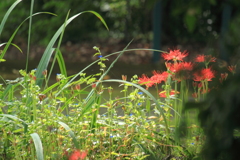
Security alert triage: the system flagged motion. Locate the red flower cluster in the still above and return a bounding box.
[193,68,215,81]
[161,49,188,61]
[139,48,218,99]
[151,71,169,83]
[195,54,216,63]
[68,150,87,160]
[166,62,193,73]
[139,71,169,89]
[138,74,155,89]
[159,90,179,98]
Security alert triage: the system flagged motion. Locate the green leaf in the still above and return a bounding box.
[0,59,6,62]
[0,114,28,133]
[58,121,79,149]
[30,133,44,160]
[25,0,35,71]
[0,12,56,60]
[0,0,22,37]
[0,43,23,54]
[36,10,108,86]
[146,99,151,112]
[93,52,101,56]
[79,94,98,119]
[45,10,70,86]
[0,114,26,124]
[87,11,109,31]
[56,48,67,77]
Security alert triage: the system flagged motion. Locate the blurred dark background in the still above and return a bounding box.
[0,0,240,78]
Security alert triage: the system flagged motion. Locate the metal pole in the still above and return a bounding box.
[152,0,162,64]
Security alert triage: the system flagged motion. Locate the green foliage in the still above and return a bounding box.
[185,72,240,160]
[1,2,190,158]
[30,133,44,160]
[1,0,240,159]
[0,56,194,159]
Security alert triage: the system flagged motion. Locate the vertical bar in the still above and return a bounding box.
[219,1,232,62]
[152,0,162,64]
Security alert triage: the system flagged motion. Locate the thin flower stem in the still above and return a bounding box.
[155,83,159,98]
[174,80,178,127]
[202,80,207,99]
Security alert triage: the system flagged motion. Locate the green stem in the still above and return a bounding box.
[174,80,178,127]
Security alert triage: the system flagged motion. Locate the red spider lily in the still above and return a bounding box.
[151,70,169,83]
[195,54,205,62]
[166,62,193,81]
[205,55,216,62]
[198,82,203,88]
[192,81,203,88]
[201,88,211,94]
[193,68,215,81]
[219,73,228,83]
[221,73,228,80]
[195,54,216,63]
[161,49,188,61]
[192,81,198,88]
[138,74,155,89]
[182,62,194,70]
[192,92,198,98]
[68,150,88,160]
[228,65,236,74]
[166,62,193,73]
[159,90,179,98]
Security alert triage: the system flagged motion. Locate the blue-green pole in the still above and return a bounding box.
[152,0,162,64]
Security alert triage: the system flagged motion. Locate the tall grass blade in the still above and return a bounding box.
[90,95,100,133]
[58,121,79,149]
[78,94,98,119]
[0,0,22,37]
[0,114,28,132]
[0,12,56,60]
[0,84,13,100]
[0,43,23,54]
[86,11,109,31]
[36,10,108,86]
[0,114,27,124]
[42,81,61,94]
[45,10,70,87]
[25,0,35,71]
[56,49,67,76]
[30,133,44,160]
